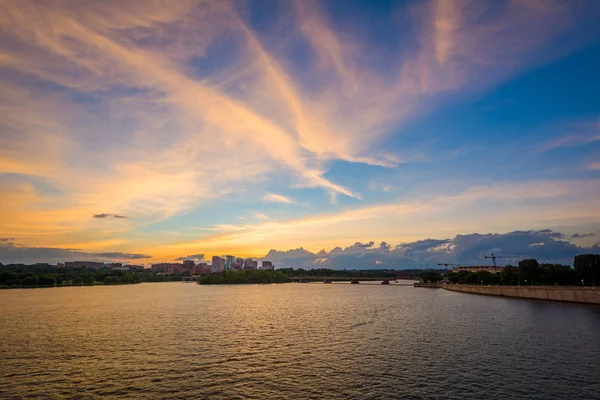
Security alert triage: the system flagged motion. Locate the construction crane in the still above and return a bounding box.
[437,263,461,273]
[485,253,518,273]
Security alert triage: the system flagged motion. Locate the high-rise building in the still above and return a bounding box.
[183,259,195,269]
[211,256,225,273]
[225,255,235,271]
[261,261,274,270]
[243,258,258,270]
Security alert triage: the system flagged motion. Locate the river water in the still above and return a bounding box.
[1,281,599,399]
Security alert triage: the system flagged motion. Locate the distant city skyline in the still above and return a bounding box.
[1,1,600,267]
[1,229,598,269]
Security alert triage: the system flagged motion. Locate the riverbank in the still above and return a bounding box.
[0,282,142,290]
[441,284,600,304]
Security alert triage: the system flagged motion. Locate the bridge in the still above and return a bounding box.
[290,276,418,283]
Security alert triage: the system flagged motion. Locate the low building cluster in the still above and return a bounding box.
[61,261,145,270]
[45,258,273,276]
[451,266,504,274]
[150,256,274,276]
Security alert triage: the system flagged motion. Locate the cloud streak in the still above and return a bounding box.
[263,193,294,204]
[571,233,595,239]
[0,239,151,264]
[174,254,206,262]
[93,214,127,219]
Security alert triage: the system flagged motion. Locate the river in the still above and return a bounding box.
[1,281,599,399]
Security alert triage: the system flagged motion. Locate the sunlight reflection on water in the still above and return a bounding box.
[1,281,599,399]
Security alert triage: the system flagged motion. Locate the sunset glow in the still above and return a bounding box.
[1,0,599,266]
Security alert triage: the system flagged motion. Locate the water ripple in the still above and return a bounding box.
[1,282,600,399]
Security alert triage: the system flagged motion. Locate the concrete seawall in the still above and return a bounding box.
[442,284,600,305]
[413,282,443,288]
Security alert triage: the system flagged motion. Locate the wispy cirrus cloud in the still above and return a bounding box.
[0,0,598,258]
[263,193,294,204]
[537,121,600,153]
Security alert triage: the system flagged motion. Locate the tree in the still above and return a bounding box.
[447,272,459,283]
[38,275,56,286]
[540,264,577,285]
[574,254,600,286]
[501,266,519,285]
[518,259,541,285]
[0,271,18,285]
[420,271,443,283]
[450,270,472,283]
[18,272,35,280]
[22,276,39,286]
[6,278,22,286]
[71,277,83,285]
[465,272,479,284]
[475,270,493,284]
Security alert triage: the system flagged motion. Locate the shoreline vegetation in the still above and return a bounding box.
[0,264,412,289]
[0,265,413,289]
[419,255,599,287]
[0,266,188,290]
[197,270,290,284]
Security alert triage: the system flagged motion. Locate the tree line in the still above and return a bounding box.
[0,264,186,288]
[197,270,290,284]
[420,254,600,286]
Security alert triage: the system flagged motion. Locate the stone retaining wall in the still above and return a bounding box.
[442,284,600,304]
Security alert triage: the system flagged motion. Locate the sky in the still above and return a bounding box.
[1,0,600,268]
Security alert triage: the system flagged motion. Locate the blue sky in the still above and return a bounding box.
[0,0,599,266]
